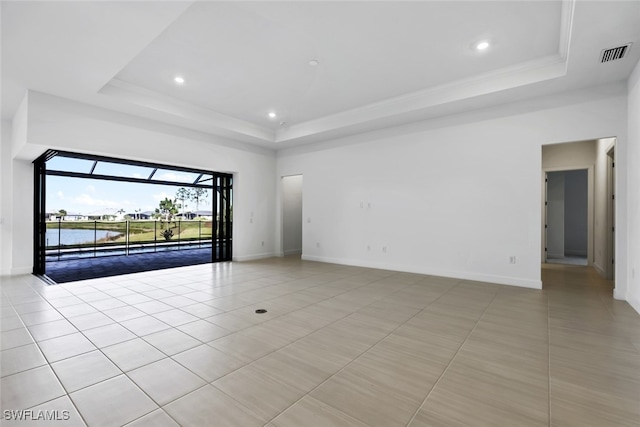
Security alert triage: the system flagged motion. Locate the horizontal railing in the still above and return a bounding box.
[45,219,215,261]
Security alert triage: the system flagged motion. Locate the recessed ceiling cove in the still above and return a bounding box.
[4,1,639,148]
[103,1,563,142]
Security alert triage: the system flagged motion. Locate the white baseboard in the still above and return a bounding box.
[283,249,302,256]
[0,267,32,278]
[301,255,542,289]
[627,293,640,315]
[11,266,32,275]
[233,252,276,262]
[565,250,588,257]
[593,262,606,278]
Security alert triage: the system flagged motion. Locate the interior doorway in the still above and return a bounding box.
[545,169,588,266]
[541,138,617,287]
[281,175,303,256]
[607,146,615,279]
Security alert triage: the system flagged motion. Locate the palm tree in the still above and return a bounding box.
[58,209,67,220]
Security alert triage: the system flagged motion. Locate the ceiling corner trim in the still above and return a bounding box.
[275,54,568,144]
[100,79,276,144]
[558,0,577,60]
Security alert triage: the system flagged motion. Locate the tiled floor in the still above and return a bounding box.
[1,258,639,426]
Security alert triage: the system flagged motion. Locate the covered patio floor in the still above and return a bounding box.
[44,247,213,284]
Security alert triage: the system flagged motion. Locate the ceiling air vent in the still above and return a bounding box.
[600,43,632,63]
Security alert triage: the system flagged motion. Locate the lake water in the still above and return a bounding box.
[46,229,121,247]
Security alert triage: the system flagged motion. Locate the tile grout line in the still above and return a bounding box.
[50,289,238,427]
[1,299,92,427]
[6,262,632,425]
[201,291,410,424]
[200,275,423,425]
[264,278,473,426]
[22,265,319,359]
[55,268,401,424]
[9,280,173,426]
[404,283,503,427]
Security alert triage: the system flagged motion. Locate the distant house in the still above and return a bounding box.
[51,212,86,221]
[180,210,213,220]
[126,211,153,220]
[87,208,121,221]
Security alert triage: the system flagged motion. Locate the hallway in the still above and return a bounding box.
[542,263,639,425]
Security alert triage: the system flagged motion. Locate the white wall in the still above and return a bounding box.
[278,84,628,290]
[3,81,635,306]
[281,175,303,255]
[7,91,278,273]
[0,120,13,275]
[627,59,640,313]
[542,140,596,168]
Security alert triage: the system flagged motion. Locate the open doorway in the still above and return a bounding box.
[33,150,233,283]
[545,169,588,266]
[281,175,303,256]
[541,138,616,286]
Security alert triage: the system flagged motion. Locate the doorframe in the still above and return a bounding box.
[606,143,615,280]
[541,165,594,264]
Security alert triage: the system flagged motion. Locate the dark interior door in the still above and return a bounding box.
[213,173,233,261]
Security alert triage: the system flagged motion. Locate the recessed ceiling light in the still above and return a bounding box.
[268,112,277,119]
[476,41,490,51]
[309,59,319,66]
[174,76,185,84]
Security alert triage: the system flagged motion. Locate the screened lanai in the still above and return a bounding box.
[33,151,232,284]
